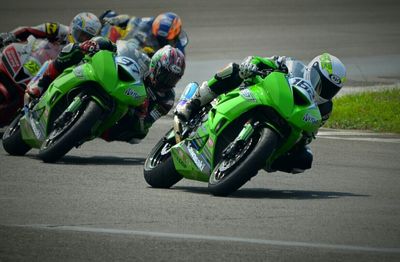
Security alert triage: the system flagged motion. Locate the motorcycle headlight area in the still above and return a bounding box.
[115,56,142,83]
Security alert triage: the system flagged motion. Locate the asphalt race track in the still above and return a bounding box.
[1,1,400,261]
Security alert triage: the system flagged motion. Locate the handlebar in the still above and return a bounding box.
[252,69,273,77]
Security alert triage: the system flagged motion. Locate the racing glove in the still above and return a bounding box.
[239,56,258,79]
[272,56,288,73]
[79,40,100,55]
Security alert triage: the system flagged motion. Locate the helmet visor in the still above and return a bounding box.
[155,68,181,91]
[72,28,94,43]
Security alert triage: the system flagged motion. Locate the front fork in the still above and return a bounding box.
[173,115,183,143]
[222,120,258,159]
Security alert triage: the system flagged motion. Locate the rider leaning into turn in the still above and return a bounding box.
[0,12,102,49]
[175,53,346,174]
[26,36,186,144]
[99,10,188,56]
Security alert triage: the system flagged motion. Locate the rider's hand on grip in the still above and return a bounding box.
[273,56,289,73]
[79,40,100,55]
[239,56,258,79]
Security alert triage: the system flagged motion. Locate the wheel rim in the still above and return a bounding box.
[147,141,172,169]
[4,115,21,139]
[42,109,80,149]
[211,134,258,183]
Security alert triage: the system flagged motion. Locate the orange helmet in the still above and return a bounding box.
[151,12,182,43]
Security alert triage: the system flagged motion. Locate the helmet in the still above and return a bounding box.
[69,12,102,43]
[148,45,185,92]
[99,10,118,24]
[151,12,182,46]
[308,53,346,102]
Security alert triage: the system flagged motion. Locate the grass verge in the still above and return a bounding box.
[324,88,400,133]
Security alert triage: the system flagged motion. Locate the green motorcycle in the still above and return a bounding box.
[144,59,322,196]
[2,50,147,163]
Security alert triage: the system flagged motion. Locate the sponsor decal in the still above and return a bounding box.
[303,113,319,125]
[330,74,341,85]
[125,88,140,99]
[73,65,85,79]
[29,118,43,139]
[187,146,205,171]
[45,23,58,35]
[240,89,256,102]
[4,46,21,73]
[23,59,41,76]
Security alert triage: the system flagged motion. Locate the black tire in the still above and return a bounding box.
[208,127,279,196]
[2,114,31,156]
[143,129,182,188]
[38,100,102,163]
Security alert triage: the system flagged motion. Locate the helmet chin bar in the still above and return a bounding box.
[314,93,329,105]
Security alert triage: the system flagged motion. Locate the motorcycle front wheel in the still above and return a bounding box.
[208,127,279,196]
[2,113,31,156]
[38,100,102,163]
[143,129,182,188]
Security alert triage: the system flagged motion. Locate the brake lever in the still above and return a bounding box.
[254,69,272,77]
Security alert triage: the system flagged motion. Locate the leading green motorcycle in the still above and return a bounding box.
[144,59,322,196]
[2,50,147,162]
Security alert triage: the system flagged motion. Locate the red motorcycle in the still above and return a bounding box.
[0,35,62,127]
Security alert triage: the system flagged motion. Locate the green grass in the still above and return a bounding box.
[324,89,400,133]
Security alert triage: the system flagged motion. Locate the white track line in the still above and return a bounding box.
[22,224,400,254]
[317,136,400,143]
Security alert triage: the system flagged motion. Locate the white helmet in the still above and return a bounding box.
[308,53,346,102]
[69,12,101,43]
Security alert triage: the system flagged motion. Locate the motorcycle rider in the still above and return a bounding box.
[0,12,102,48]
[175,53,346,173]
[98,10,188,56]
[26,35,185,143]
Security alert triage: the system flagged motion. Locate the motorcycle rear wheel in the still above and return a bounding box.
[143,129,182,188]
[208,127,279,196]
[2,113,31,156]
[38,100,102,163]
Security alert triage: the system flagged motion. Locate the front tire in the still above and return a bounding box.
[208,127,279,196]
[143,129,182,188]
[38,100,102,163]
[2,113,31,156]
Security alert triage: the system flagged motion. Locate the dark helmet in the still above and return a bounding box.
[151,12,182,46]
[147,45,185,92]
[308,53,346,103]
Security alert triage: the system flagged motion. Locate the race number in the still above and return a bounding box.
[291,77,315,100]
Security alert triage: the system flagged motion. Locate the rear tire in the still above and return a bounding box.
[208,127,279,196]
[2,114,31,156]
[38,100,102,163]
[143,129,182,188]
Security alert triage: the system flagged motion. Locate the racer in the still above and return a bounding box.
[99,10,188,56]
[26,37,185,143]
[0,12,102,48]
[175,53,346,173]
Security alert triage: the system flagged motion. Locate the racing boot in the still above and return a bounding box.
[175,81,216,122]
[24,61,59,105]
[174,81,216,142]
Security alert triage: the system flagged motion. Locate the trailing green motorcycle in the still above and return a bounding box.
[144,59,322,196]
[2,50,147,162]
